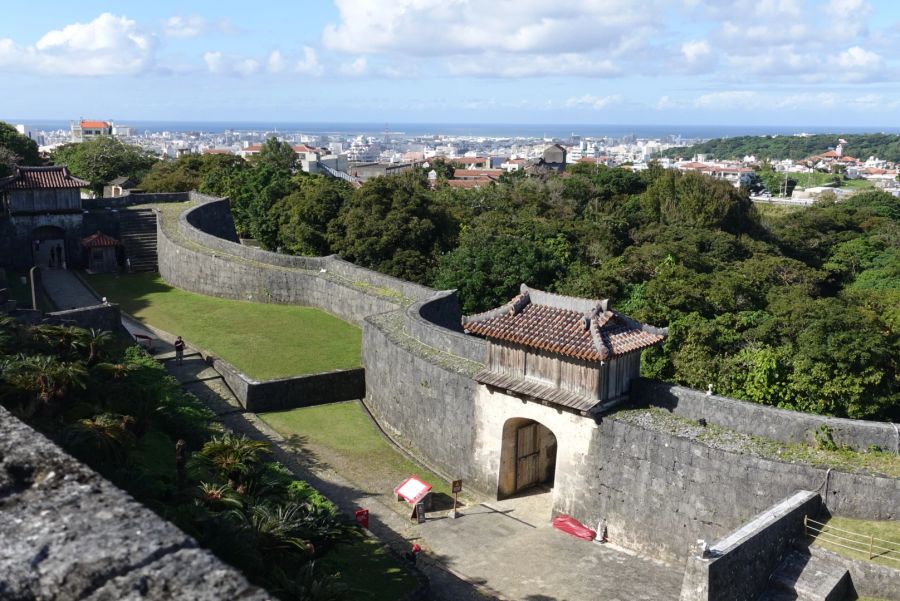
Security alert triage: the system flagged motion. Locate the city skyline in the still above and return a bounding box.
[2,1,900,126]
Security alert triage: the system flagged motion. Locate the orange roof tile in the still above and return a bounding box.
[463,287,666,362]
[80,120,109,129]
[0,166,89,190]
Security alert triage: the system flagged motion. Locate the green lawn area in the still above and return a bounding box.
[261,401,453,501]
[809,515,900,569]
[321,533,417,600]
[87,272,361,380]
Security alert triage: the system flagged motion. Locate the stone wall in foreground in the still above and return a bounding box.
[0,406,268,601]
[679,490,821,601]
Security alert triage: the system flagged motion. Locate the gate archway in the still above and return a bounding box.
[31,226,66,268]
[498,417,557,498]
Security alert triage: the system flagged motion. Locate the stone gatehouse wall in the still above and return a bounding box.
[574,416,900,563]
[361,315,485,490]
[633,378,900,453]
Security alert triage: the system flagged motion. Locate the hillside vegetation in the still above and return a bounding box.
[112,144,900,422]
[661,133,900,162]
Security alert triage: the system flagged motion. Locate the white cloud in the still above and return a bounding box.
[340,56,368,76]
[268,50,286,73]
[832,45,882,69]
[0,13,154,76]
[203,51,224,74]
[163,15,206,38]
[323,0,662,56]
[322,0,659,78]
[565,94,621,110]
[295,46,323,76]
[681,40,711,63]
[449,53,620,78]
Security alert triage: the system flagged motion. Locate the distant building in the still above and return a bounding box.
[349,162,417,182]
[541,144,567,172]
[71,120,112,143]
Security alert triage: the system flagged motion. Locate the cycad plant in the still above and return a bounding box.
[190,432,270,490]
[62,412,137,463]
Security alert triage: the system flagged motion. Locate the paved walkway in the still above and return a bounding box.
[42,274,684,600]
[40,269,102,310]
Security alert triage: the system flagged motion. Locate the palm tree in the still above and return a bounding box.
[1,354,88,418]
[86,328,112,366]
[191,433,270,490]
[63,413,137,462]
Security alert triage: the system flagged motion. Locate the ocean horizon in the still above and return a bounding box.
[9,120,900,140]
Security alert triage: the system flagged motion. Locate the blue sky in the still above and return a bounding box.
[2,0,900,126]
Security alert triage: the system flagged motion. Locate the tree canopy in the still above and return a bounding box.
[0,121,41,177]
[662,132,900,162]
[51,137,157,195]
[138,154,899,421]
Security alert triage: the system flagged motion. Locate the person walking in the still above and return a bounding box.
[56,244,63,269]
[49,246,56,268]
[174,336,185,365]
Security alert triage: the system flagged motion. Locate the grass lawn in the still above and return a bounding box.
[87,272,361,380]
[321,533,417,600]
[809,515,900,570]
[261,401,453,502]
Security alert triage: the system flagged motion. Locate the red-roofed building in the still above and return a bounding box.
[449,156,491,169]
[0,166,91,269]
[453,168,503,180]
[460,285,666,498]
[71,120,112,142]
[82,231,121,273]
[463,285,666,414]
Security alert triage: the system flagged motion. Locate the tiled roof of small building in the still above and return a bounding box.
[80,120,110,129]
[463,285,666,362]
[0,166,90,190]
[81,231,120,248]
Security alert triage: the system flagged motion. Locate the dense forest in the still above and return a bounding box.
[661,132,900,162]
[37,136,900,422]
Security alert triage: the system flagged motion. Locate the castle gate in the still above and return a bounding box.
[499,417,557,497]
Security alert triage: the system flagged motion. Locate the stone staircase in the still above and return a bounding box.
[120,209,158,272]
[759,550,850,601]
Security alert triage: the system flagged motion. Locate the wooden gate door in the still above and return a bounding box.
[515,422,540,492]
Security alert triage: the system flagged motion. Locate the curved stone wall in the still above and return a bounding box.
[405,291,486,363]
[157,193,900,564]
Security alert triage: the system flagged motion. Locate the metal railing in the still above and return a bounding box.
[319,163,356,183]
[805,515,900,565]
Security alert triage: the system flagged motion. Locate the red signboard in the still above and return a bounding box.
[355,508,369,529]
[394,476,432,504]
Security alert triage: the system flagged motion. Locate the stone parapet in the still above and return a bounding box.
[0,405,268,601]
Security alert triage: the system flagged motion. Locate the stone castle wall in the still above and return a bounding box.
[159,193,900,564]
[0,406,267,600]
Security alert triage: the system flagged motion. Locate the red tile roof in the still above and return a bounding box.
[81,231,120,248]
[453,168,503,178]
[80,120,109,129]
[0,166,89,190]
[446,178,493,188]
[463,286,666,362]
